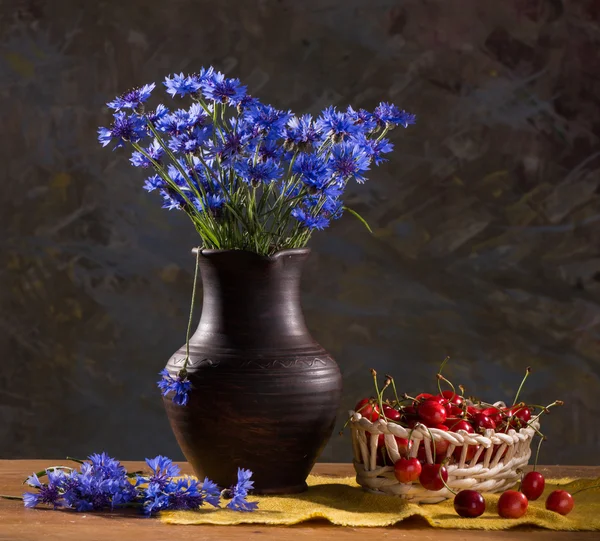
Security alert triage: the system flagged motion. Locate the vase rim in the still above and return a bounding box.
[191,247,311,261]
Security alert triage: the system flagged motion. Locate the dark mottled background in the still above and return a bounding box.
[1,0,599,465]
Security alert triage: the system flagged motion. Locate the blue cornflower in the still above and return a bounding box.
[23,470,66,509]
[164,72,202,98]
[164,478,204,511]
[147,104,169,124]
[346,105,377,132]
[107,83,156,111]
[224,468,258,512]
[200,193,226,213]
[286,114,321,149]
[157,368,192,406]
[168,125,212,154]
[243,103,293,138]
[98,112,148,150]
[316,106,359,142]
[329,142,371,183]
[373,102,416,128]
[160,188,186,210]
[143,174,165,193]
[210,125,250,165]
[236,95,260,111]
[143,455,181,489]
[201,477,221,508]
[354,134,394,165]
[291,207,330,231]
[200,71,247,105]
[130,139,164,167]
[88,452,127,478]
[235,158,282,187]
[292,152,330,192]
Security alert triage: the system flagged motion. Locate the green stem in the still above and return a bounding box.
[0,495,23,501]
[181,247,201,376]
[512,366,531,405]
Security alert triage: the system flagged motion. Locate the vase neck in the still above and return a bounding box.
[190,250,316,351]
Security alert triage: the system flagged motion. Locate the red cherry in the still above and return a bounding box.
[415,393,433,402]
[433,424,450,458]
[419,463,448,491]
[394,457,422,483]
[454,490,486,518]
[505,405,532,429]
[481,407,503,425]
[450,405,466,417]
[466,406,480,418]
[377,434,385,447]
[498,490,528,518]
[355,398,380,422]
[394,437,410,456]
[545,490,574,515]
[445,419,474,433]
[473,413,497,431]
[441,390,465,407]
[382,405,402,422]
[521,471,545,501]
[418,399,447,426]
[402,405,417,418]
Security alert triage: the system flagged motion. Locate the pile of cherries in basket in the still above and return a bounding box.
[351,362,585,519]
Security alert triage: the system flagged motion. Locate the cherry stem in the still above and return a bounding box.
[437,458,455,495]
[528,400,564,426]
[371,370,385,420]
[572,484,600,496]
[437,373,456,398]
[386,374,401,405]
[459,384,465,395]
[533,436,545,472]
[512,366,531,406]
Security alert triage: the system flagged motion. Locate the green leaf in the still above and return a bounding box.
[343,206,373,234]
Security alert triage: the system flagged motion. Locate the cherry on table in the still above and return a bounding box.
[546,490,574,516]
[419,463,448,491]
[521,471,545,501]
[454,490,486,518]
[394,457,422,483]
[498,490,528,518]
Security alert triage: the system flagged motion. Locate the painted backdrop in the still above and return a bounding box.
[1,0,599,465]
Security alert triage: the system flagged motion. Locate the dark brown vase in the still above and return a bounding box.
[162,248,342,494]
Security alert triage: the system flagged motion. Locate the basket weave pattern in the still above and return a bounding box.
[350,401,539,503]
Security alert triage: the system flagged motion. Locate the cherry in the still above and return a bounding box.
[445,419,474,433]
[545,490,574,516]
[418,399,447,426]
[433,424,450,458]
[402,405,417,418]
[355,398,380,422]
[481,407,503,425]
[466,406,480,417]
[521,471,545,501]
[505,405,531,429]
[382,404,402,422]
[441,390,464,407]
[449,405,466,417]
[415,393,433,402]
[419,463,448,491]
[472,412,497,431]
[454,490,486,518]
[498,490,528,518]
[395,437,410,456]
[394,457,422,483]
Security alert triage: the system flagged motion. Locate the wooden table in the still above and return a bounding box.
[0,461,598,541]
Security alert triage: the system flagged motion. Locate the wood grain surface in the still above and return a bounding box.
[1,461,599,541]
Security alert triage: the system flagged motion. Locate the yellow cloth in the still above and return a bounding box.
[161,475,600,530]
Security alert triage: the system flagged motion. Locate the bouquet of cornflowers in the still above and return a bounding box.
[9,453,257,515]
[98,67,415,255]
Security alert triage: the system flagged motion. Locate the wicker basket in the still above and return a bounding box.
[350,401,539,503]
